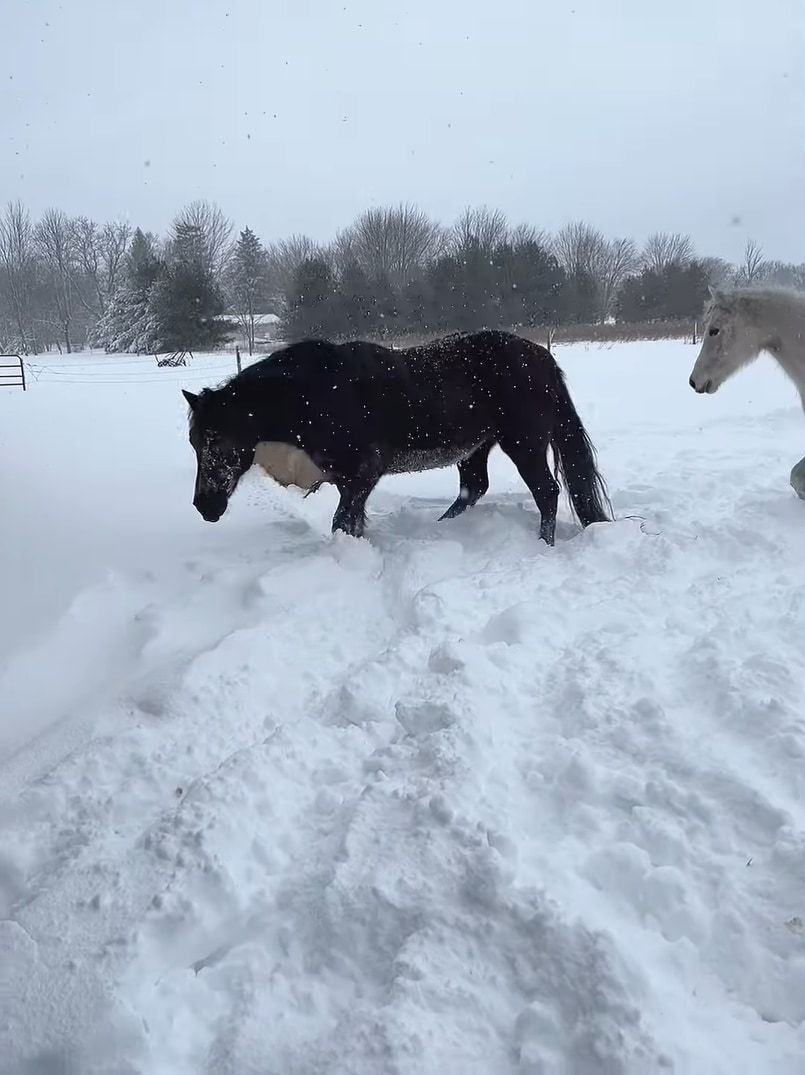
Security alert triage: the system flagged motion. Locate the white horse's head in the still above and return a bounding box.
[689,287,766,394]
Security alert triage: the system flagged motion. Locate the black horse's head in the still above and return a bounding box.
[183,388,256,522]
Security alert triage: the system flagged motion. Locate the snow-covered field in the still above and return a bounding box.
[1,340,804,1074]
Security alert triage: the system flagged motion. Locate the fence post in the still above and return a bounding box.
[236,345,242,374]
[20,355,26,391]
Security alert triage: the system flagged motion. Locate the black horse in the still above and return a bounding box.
[183,330,610,545]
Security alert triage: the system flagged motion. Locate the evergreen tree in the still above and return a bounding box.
[561,268,599,324]
[128,228,162,291]
[451,239,500,331]
[401,274,434,335]
[228,227,269,354]
[168,222,207,267]
[369,271,401,338]
[283,257,337,340]
[93,229,162,352]
[662,261,710,319]
[337,260,374,338]
[617,269,663,322]
[147,234,233,353]
[496,240,566,327]
[427,255,461,332]
[617,261,710,321]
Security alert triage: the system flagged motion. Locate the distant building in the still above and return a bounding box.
[217,312,282,350]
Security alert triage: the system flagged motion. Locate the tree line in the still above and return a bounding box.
[1,198,803,356]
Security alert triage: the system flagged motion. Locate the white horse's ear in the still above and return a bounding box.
[182,389,199,408]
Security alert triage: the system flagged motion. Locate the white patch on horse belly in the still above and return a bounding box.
[253,442,328,491]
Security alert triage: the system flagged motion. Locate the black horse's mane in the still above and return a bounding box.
[200,337,411,407]
[196,332,490,416]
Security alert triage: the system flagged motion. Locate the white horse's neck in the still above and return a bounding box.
[754,290,805,397]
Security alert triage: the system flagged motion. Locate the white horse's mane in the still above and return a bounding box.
[708,283,805,320]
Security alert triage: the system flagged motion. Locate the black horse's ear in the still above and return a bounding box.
[182,389,199,408]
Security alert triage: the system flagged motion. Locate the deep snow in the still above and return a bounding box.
[1,341,804,1074]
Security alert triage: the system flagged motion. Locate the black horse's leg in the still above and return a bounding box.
[331,452,384,537]
[440,441,493,521]
[499,436,559,545]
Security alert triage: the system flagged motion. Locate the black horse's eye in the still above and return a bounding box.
[709,327,720,337]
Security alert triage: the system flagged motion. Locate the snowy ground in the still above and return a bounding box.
[1,341,804,1074]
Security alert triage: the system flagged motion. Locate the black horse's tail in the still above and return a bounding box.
[547,363,612,526]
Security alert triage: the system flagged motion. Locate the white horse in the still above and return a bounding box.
[689,285,805,499]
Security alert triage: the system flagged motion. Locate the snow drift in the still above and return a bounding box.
[1,342,804,1074]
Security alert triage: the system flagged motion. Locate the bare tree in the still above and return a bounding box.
[553,224,640,320]
[392,203,445,281]
[450,206,509,256]
[791,265,805,290]
[171,200,233,276]
[736,238,768,285]
[553,221,607,277]
[70,217,131,317]
[331,228,359,275]
[266,234,330,308]
[597,236,640,320]
[699,256,735,287]
[509,222,550,249]
[36,208,77,352]
[0,201,37,353]
[552,222,612,321]
[102,221,132,294]
[760,260,805,289]
[339,203,445,285]
[642,231,695,273]
[69,217,101,316]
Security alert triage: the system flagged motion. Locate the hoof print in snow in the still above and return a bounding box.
[428,795,454,825]
[410,588,446,629]
[514,1001,561,1065]
[395,699,456,736]
[327,683,387,728]
[427,642,466,675]
[480,604,531,647]
[132,690,167,718]
[486,829,518,862]
[312,762,349,786]
[314,788,342,816]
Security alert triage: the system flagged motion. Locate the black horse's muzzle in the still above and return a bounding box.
[194,491,228,522]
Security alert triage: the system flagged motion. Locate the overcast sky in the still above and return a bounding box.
[2,0,804,262]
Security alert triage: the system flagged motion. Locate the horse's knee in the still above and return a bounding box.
[790,457,805,500]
